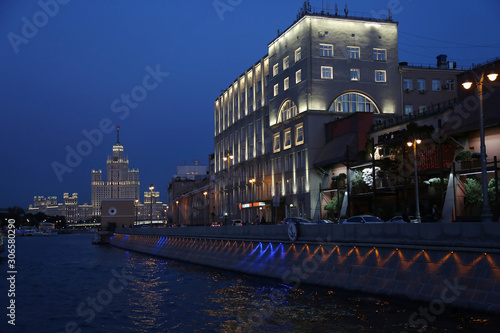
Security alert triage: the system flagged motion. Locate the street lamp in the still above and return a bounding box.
[223,150,234,224]
[203,191,208,226]
[407,138,422,223]
[135,199,138,226]
[249,178,256,223]
[462,66,497,222]
[149,184,154,226]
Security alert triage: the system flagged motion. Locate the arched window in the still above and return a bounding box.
[329,92,380,113]
[278,99,298,123]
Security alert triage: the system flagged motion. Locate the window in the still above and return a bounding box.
[404,104,413,115]
[432,79,441,91]
[273,64,279,77]
[321,66,333,79]
[296,70,302,83]
[347,46,360,59]
[330,92,380,113]
[404,78,413,91]
[296,150,305,169]
[284,77,289,90]
[375,70,386,83]
[283,56,290,70]
[279,99,298,122]
[285,154,293,171]
[257,81,262,93]
[265,75,269,87]
[284,129,292,149]
[373,48,386,61]
[417,79,426,91]
[418,105,426,113]
[350,69,360,81]
[295,47,301,62]
[295,123,304,145]
[273,133,281,153]
[274,84,279,97]
[320,43,333,57]
[446,79,455,91]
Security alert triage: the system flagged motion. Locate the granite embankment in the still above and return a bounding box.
[111,222,500,313]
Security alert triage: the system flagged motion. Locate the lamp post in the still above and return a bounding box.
[249,178,255,223]
[149,184,154,226]
[175,200,179,226]
[223,149,234,224]
[407,138,422,223]
[462,67,497,222]
[135,199,138,226]
[203,191,208,226]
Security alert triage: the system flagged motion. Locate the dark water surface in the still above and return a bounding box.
[0,233,497,332]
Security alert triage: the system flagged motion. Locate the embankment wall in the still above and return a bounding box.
[111,223,500,313]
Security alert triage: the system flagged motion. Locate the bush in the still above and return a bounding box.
[455,150,472,162]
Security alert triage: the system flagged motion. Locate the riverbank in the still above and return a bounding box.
[111,222,500,314]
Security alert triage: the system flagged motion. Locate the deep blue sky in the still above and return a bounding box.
[1,0,499,209]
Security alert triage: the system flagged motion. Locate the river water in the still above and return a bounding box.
[0,233,497,333]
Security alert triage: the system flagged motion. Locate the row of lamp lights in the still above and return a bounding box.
[407,66,497,223]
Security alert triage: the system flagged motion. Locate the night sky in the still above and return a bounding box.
[1,0,499,209]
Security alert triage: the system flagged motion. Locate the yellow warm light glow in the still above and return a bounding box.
[407,142,412,147]
[487,72,498,81]
[462,81,473,90]
[416,139,422,144]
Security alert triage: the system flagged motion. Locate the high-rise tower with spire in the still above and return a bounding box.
[91,126,140,216]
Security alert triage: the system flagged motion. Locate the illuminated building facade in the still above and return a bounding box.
[91,127,140,216]
[214,6,401,223]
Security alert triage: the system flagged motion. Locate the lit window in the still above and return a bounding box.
[417,79,426,91]
[375,70,386,83]
[405,105,413,115]
[273,64,279,77]
[321,66,333,79]
[418,105,426,113]
[373,48,386,61]
[432,79,441,91]
[404,78,413,91]
[320,43,333,57]
[295,123,304,145]
[273,133,281,153]
[283,56,289,70]
[274,84,279,96]
[347,46,360,59]
[295,47,301,62]
[284,129,292,149]
[329,92,380,113]
[350,69,360,81]
[279,99,298,122]
[296,69,302,83]
[284,77,289,90]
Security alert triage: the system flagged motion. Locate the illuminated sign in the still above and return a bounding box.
[239,202,266,209]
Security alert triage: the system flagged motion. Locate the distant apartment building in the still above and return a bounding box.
[214,6,403,223]
[91,126,140,215]
[27,193,93,223]
[400,54,464,115]
[168,161,209,225]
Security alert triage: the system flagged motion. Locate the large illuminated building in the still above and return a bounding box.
[214,3,402,223]
[91,126,140,216]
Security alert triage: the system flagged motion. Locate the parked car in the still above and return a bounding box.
[313,219,336,224]
[210,222,221,227]
[283,217,314,225]
[340,215,384,224]
[385,216,407,223]
[231,220,243,226]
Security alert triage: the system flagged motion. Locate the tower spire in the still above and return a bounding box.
[116,125,120,145]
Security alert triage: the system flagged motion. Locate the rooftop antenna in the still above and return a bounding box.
[116,125,120,145]
[335,3,338,16]
[326,3,330,15]
[344,4,348,17]
[388,8,392,20]
[321,0,324,14]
